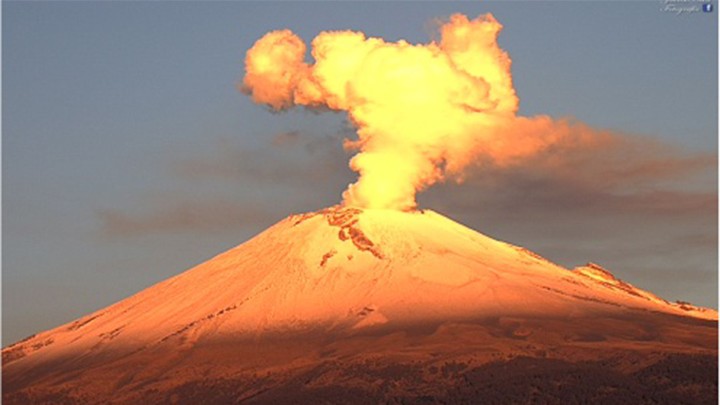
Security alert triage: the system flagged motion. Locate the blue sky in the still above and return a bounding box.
[3,1,717,344]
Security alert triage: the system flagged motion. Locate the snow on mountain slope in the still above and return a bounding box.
[4,206,718,405]
[3,206,715,370]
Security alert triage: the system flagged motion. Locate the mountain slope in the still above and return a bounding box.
[3,207,717,404]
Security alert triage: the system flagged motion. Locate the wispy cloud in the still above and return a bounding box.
[96,124,716,306]
[422,126,716,216]
[98,131,355,237]
[98,199,278,237]
[173,132,351,186]
[417,129,716,305]
[100,126,715,237]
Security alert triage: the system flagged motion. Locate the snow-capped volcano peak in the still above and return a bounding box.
[4,206,715,366]
[3,206,717,404]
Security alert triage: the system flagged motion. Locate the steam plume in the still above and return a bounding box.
[243,14,577,210]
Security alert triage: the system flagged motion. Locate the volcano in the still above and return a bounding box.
[3,207,717,404]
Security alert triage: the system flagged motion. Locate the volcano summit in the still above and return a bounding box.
[2,207,717,404]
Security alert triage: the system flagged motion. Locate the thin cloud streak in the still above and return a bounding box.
[99,131,355,238]
[174,133,351,187]
[98,200,278,237]
[95,125,716,308]
[100,126,715,237]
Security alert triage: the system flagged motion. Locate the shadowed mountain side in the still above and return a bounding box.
[3,312,716,404]
[3,313,717,404]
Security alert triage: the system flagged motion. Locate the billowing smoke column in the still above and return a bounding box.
[243,14,564,210]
